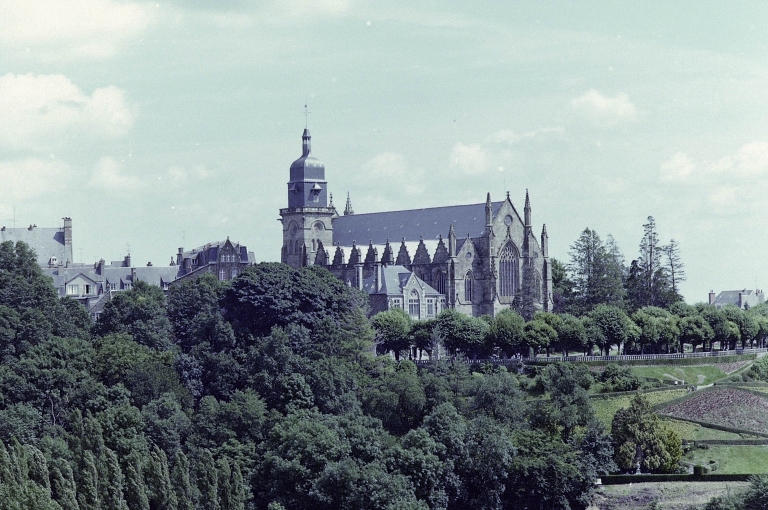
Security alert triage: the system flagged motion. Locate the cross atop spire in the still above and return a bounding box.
[304,103,311,129]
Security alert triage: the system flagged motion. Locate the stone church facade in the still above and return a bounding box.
[279,128,553,318]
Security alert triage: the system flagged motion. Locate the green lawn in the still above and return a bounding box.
[661,418,760,440]
[632,365,738,386]
[684,445,768,474]
[592,389,689,427]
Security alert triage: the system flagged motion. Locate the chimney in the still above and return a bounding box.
[739,291,744,309]
[709,290,716,305]
[177,247,183,266]
[62,217,73,264]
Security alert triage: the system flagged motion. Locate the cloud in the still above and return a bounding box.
[0,73,134,151]
[0,0,153,59]
[0,158,70,201]
[572,90,637,126]
[449,142,489,175]
[362,152,425,196]
[89,157,143,190]
[660,152,696,182]
[167,164,211,184]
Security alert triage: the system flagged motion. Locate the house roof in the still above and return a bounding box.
[362,265,443,297]
[1,226,68,266]
[332,201,505,246]
[712,289,761,308]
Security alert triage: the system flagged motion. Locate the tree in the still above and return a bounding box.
[363,361,426,435]
[523,320,557,357]
[487,309,525,357]
[630,216,678,309]
[588,305,632,356]
[221,263,372,359]
[553,313,587,356]
[662,239,686,299]
[434,309,488,359]
[371,309,412,361]
[171,451,194,510]
[550,257,575,313]
[95,281,172,350]
[539,363,594,439]
[568,229,625,312]
[679,316,714,353]
[611,393,681,473]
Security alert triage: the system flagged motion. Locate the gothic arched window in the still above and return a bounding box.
[435,271,446,295]
[464,271,473,302]
[408,289,420,319]
[499,242,519,297]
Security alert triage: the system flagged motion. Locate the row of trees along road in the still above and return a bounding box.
[0,240,620,509]
[373,301,768,359]
[371,216,768,359]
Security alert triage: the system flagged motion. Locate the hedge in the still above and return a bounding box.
[600,473,752,484]
[563,354,756,368]
[686,439,768,446]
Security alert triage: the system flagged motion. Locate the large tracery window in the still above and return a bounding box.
[464,271,473,302]
[499,242,519,297]
[408,290,420,319]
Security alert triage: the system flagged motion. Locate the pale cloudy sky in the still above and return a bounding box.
[2,1,767,303]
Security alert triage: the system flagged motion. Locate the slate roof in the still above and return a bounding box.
[134,266,180,287]
[332,201,505,246]
[181,241,253,264]
[1,226,69,266]
[362,265,442,296]
[712,289,764,308]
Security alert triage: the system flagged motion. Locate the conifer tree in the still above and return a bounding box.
[194,449,219,510]
[148,445,177,510]
[229,460,246,510]
[172,450,195,510]
[0,441,13,486]
[51,464,80,510]
[216,457,233,510]
[77,451,100,510]
[124,453,149,510]
[26,445,51,496]
[100,448,127,510]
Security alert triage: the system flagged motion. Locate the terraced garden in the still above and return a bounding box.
[658,387,768,435]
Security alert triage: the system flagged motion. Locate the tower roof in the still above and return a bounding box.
[289,129,325,181]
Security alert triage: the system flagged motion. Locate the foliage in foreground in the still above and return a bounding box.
[0,241,616,510]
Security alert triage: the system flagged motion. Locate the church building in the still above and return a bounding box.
[279,128,553,318]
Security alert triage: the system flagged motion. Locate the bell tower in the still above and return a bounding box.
[279,128,335,268]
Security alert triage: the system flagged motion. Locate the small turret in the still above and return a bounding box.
[541,224,549,258]
[302,128,311,157]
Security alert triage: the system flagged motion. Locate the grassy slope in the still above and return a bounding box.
[632,365,733,385]
[594,482,749,510]
[684,445,768,474]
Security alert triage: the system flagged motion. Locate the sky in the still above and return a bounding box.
[1,1,768,303]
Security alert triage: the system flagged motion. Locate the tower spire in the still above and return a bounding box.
[524,189,531,227]
[344,192,354,216]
